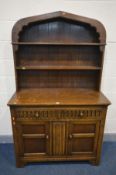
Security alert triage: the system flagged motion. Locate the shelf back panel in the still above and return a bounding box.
[16,45,101,67]
[19,18,100,43]
[18,70,99,90]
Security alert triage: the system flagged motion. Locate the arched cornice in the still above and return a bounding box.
[12,11,106,43]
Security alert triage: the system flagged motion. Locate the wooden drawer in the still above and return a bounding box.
[13,107,105,121]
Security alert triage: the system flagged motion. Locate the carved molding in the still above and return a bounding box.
[15,109,102,120]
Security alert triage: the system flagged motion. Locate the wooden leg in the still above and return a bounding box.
[16,159,25,168]
[89,159,100,166]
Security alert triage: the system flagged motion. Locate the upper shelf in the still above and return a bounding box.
[16,65,101,70]
[12,42,106,46]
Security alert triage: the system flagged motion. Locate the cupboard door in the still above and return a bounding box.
[19,122,50,156]
[68,121,100,156]
[52,122,66,156]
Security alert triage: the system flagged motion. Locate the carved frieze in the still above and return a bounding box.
[15,109,102,120]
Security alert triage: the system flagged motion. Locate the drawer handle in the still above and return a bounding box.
[46,135,49,139]
[69,134,73,139]
[35,112,39,117]
[79,112,84,117]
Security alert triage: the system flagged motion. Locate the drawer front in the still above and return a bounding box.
[12,107,106,121]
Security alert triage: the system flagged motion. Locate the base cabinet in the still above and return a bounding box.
[10,106,107,167]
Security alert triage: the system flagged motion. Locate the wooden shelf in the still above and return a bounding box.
[12,42,106,46]
[16,65,101,70]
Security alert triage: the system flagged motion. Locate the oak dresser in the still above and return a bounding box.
[8,11,110,167]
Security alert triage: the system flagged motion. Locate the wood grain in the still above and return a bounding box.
[8,88,110,106]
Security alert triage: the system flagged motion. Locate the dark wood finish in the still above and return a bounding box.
[8,11,110,167]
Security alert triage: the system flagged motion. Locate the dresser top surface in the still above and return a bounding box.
[8,88,110,106]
